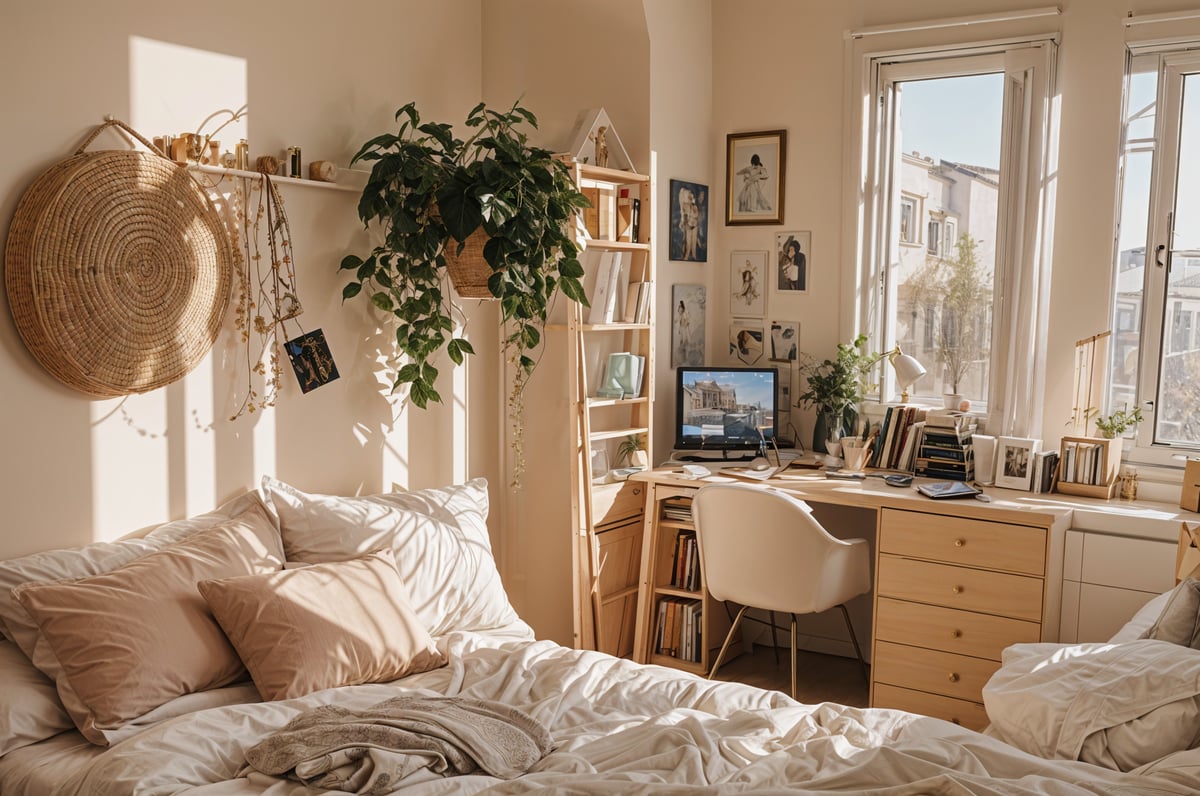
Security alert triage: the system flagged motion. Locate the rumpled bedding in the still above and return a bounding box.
[243,694,553,791]
[984,639,1200,772]
[3,629,1199,795]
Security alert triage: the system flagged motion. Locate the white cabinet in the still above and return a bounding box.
[1059,530,1177,642]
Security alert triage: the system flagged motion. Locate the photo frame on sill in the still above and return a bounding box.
[729,250,766,317]
[995,436,1041,490]
[726,129,786,225]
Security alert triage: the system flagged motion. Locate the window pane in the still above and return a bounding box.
[892,73,1002,404]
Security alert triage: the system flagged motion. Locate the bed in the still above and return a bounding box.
[0,477,1198,795]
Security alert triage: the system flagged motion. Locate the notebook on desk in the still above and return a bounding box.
[916,480,982,500]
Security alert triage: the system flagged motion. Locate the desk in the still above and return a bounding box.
[630,467,1074,730]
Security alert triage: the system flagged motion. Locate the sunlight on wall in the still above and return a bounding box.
[81,36,251,536]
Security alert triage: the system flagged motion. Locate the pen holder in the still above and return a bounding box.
[842,439,870,473]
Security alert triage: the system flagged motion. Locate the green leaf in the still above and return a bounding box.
[447,339,464,365]
[342,282,362,301]
[454,338,475,356]
[559,276,588,306]
[371,292,394,312]
[396,363,420,384]
[340,254,363,271]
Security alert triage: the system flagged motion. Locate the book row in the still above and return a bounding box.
[654,597,703,662]
[669,530,701,592]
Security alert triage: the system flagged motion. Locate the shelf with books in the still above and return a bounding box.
[1055,436,1120,499]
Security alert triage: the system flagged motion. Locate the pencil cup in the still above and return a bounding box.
[842,439,870,472]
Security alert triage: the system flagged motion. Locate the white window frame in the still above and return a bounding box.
[1120,43,1200,466]
[846,34,1058,438]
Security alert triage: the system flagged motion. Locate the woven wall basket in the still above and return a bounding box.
[5,118,233,396]
[443,228,497,300]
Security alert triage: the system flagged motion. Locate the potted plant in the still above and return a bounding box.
[616,434,648,470]
[796,334,879,453]
[1094,404,1143,439]
[339,99,591,481]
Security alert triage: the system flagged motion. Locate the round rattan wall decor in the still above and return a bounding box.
[5,118,233,397]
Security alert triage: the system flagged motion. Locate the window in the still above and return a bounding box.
[854,39,1057,433]
[900,197,917,243]
[1113,46,1200,459]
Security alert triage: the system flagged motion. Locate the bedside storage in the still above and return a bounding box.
[871,507,1052,731]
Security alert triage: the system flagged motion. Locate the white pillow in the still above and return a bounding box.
[0,640,70,757]
[261,477,520,636]
[0,490,264,656]
[1109,590,1174,643]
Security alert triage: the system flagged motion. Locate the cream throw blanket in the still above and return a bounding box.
[244,694,553,794]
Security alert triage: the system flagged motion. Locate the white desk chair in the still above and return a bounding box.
[692,482,871,699]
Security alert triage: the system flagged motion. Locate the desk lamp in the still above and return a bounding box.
[887,346,926,403]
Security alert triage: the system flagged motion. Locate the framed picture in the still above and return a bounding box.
[995,436,1042,490]
[725,129,786,225]
[773,231,810,294]
[729,320,765,365]
[769,320,799,362]
[669,178,709,262]
[729,251,766,317]
[671,284,706,367]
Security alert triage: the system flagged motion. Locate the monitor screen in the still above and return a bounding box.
[674,367,778,452]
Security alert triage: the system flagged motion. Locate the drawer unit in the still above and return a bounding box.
[872,683,990,732]
[877,556,1044,622]
[879,508,1045,575]
[871,508,1051,725]
[873,641,1001,703]
[875,597,1040,661]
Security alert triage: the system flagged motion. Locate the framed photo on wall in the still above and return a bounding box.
[668,179,708,262]
[729,320,764,365]
[729,251,766,317]
[773,231,810,295]
[769,320,799,362]
[671,284,706,367]
[995,436,1042,490]
[725,129,786,225]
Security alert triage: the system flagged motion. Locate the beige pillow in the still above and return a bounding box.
[1142,577,1200,648]
[13,500,284,745]
[0,489,263,653]
[199,549,447,701]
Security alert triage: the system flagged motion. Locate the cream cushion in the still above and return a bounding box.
[0,489,263,654]
[13,499,284,746]
[0,640,71,757]
[1141,577,1200,648]
[262,477,520,636]
[200,549,447,701]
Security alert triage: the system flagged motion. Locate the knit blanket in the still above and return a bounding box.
[244,694,553,794]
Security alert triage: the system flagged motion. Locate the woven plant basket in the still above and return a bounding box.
[5,118,233,396]
[443,228,496,299]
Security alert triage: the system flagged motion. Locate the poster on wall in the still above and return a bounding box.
[769,320,799,362]
[774,231,810,294]
[669,179,709,262]
[671,284,706,367]
[729,319,764,366]
[729,251,766,317]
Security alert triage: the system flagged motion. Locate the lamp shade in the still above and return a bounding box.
[890,350,927,399]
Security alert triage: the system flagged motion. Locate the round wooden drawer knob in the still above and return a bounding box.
[952,585,964,594]
[954,538,966,547]
[948,672,960,683]
[951,629,963,638]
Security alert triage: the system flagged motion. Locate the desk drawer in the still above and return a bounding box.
[879,508,1045,575]
[873,640,1000,703]
[592,481,646,527]
[878,556,1044,622]
[875,597,1041,660]
[873,683,989,732]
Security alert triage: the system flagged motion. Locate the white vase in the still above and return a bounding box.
[630,450,649,469]
[943,393,964,409]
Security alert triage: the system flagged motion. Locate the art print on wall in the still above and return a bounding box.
[769,320,799,362]
[669,179,709,262]
[995,436,1041,490]
[729,320,765,365]
[729,250,766,317]
[671,284,706,367]
[774,231,810,294]
[726,129,786,225]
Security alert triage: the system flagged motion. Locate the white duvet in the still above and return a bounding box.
[3,631,1199,795]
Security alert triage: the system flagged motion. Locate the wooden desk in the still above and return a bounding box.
[629,467,1073,730]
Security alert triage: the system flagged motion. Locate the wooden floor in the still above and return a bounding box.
[709,644,870,707]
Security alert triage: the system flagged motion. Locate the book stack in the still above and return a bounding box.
[1059,440,1113,488]
[661,497,692,523]
[1030,450,1059,494]
[914,411,977,481]
[870,405,927,470]
[669,530,701,591]
[654,597,703,662]
[622,280,654,324]
[587,250,628,324]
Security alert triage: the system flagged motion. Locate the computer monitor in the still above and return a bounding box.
[674,366,778,459]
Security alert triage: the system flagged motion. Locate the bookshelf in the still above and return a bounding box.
[1055,436,1120,499]
[562,155,656,657]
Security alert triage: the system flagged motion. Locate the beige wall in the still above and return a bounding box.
[0,0,497,562]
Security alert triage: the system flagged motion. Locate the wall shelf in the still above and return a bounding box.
[190,163,368,193]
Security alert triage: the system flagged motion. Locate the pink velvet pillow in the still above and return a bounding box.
[13,500,283,745]
[199,549,446,701]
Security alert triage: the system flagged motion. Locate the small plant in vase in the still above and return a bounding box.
[616,434,648,470]
[796,334,879,453]
[1094,404,1143,439]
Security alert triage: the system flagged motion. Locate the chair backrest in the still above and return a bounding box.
[692,482,868,615]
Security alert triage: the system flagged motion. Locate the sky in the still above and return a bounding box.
[899,73,1004,169]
